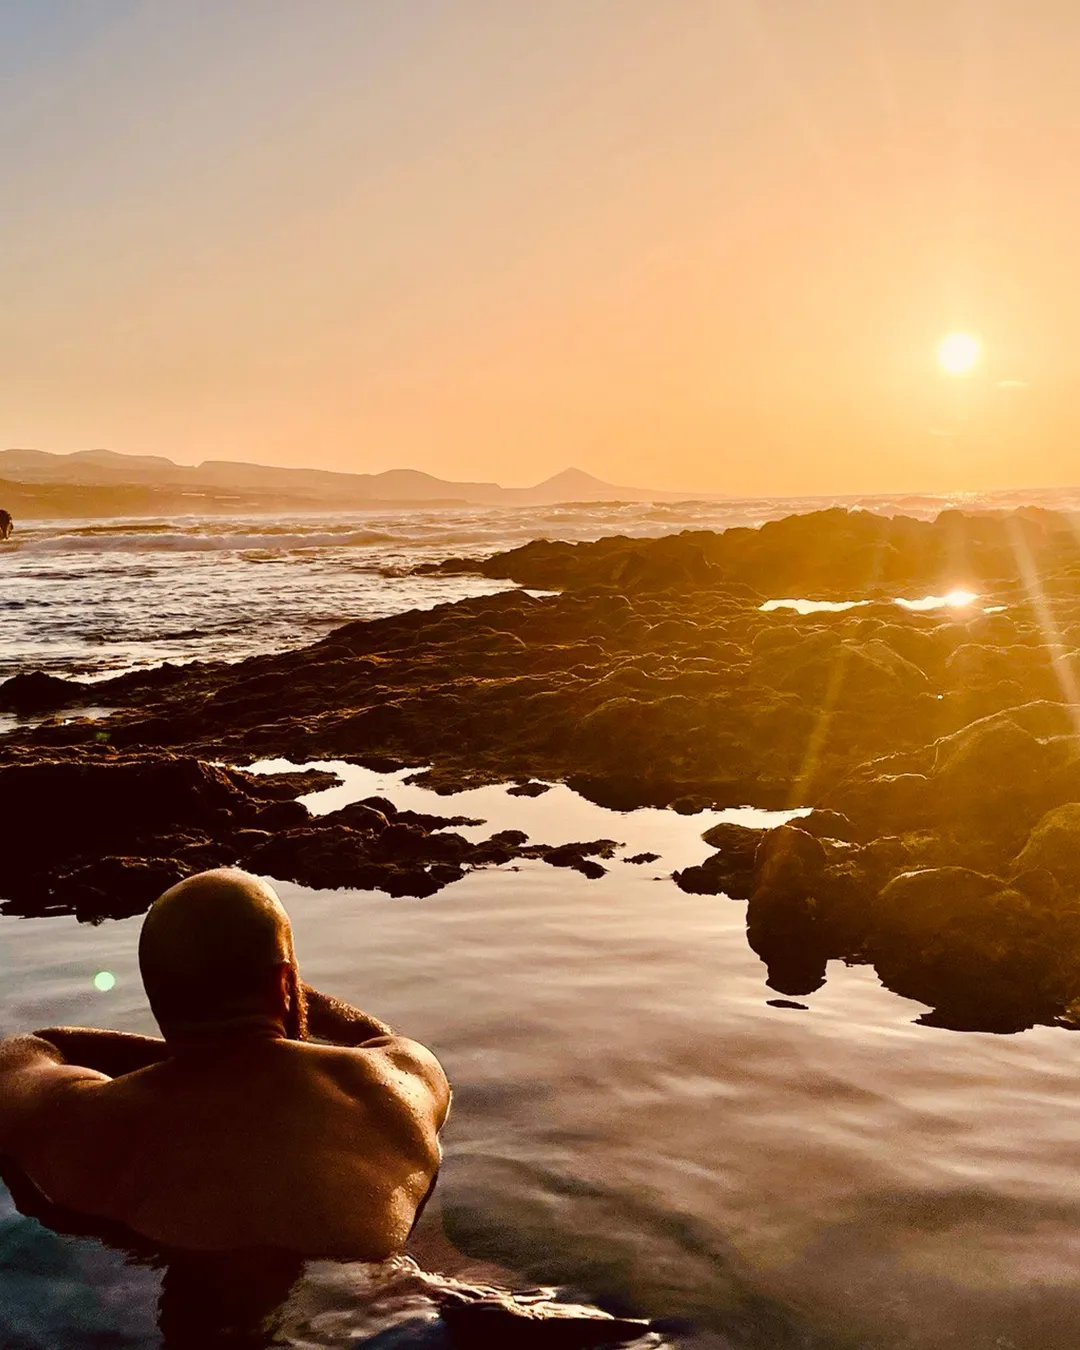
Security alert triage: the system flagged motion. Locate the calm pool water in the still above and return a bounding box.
[3,776,1080,1348]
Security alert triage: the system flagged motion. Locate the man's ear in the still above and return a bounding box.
[269,961,292,1016]
[282,965,308,1042]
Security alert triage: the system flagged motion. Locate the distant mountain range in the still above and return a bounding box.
[0,449,701,517]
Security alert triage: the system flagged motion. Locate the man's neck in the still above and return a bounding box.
[165,1016,289,1058]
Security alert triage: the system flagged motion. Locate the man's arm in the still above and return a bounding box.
[301,986,451,1130]
[0,1027,169,1151]
[301,984,393,1046]
[31,1027,170,1077]
[0,1035,106,1153]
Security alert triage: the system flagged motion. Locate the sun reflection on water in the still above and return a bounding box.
[763,590,984,615]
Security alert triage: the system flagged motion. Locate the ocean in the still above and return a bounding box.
[4,486,1079,684]
[4,489,1080,1348]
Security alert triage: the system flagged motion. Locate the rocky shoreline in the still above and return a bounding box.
[5,505,1080,1031]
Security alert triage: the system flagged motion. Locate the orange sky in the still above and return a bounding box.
[2,1,1079,494]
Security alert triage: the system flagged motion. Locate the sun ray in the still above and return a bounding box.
[786,527,891,807]
[1004,518,1080,739]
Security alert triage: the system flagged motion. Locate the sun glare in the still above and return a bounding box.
[937,332,981,376]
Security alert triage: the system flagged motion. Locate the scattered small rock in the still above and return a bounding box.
[507,780,553,797]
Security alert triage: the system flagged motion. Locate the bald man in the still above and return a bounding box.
[0,869,450,1260]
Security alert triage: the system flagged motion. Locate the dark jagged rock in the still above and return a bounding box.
[700,820,766,856]
[59,857,190,924]
[0,753,262,850]
[868,867,1080,1030]
[356,795,398,816]
[242,768,343,798]
[486,829,529,847]
[0,746,627,917]
[27,508,1064,813]
[0,670,93,713]
[251,799,310,831]
[426,505,1080,597]
[243,825,385,891]
[543,840,619,861]
[794,809,863,843]
[744,827,833,995]
[1011,803,1080,886]
[319,801,390,833]
[674,822,764,898]
[241,819,475,899]
[828,771,937,834]
[753,826,829,899]
[10,506,1080,1024]
[507,780,554,797]
[554,856,607,880]
[541,840,620,879]
[0,753,274,917]
[392,809,485,832]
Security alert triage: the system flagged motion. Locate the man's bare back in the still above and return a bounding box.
[0,871,450,1260]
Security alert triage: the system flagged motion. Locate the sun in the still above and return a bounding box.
[937,331,981,376]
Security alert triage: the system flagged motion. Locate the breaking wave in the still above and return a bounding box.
[4,486,1080,685]
[17,528,397,554]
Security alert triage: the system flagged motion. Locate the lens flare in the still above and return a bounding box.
[93,970,116,992]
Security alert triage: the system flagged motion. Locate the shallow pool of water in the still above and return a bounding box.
[760,591,999,616]
[247,758,811,872]
[3,779,1080,1348]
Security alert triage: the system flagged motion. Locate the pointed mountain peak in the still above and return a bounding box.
[533,467,609,489]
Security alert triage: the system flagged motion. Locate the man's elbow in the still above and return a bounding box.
[437,1085,453,1133]
[0,1036,62,1152]
[0,1034,64,1071]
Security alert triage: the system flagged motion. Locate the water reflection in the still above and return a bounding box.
[761,591,991,615]
[5,785,1080,1347]
[245,757,812,874]
[0,705,114,739]
[0,1153,304,1350]
[760,598,868,614]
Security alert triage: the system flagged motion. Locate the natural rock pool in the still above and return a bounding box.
[4,774,1080,1349]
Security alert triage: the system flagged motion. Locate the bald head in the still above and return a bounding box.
[140,869,299,1039]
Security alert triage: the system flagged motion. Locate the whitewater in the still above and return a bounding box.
[3,486,1079,685]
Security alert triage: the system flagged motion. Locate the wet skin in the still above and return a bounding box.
[0,983,450,1261]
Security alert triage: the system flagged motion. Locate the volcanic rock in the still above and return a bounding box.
[243,768,343,798]
[674,822,765,898]
[868,867,1080,1029]
[1011,803,1080,887]
[9,506,1080,1024]
[0,671,92,713]
[541,840,619,879]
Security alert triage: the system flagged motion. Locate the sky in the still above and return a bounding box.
[2,0,1079,495]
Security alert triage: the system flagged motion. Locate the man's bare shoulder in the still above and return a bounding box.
[0,1035,109,1096]
[305,1036,451,1127]
[0,1035,112,1160]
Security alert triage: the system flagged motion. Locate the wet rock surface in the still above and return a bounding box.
[0,750,625,920]
[0,670,94,713]
[8,506,1080,1027]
